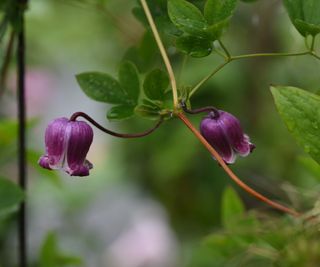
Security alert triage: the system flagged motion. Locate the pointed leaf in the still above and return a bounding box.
[0,177,24,216]
[176,35,212,57]
[222,186,245,229]
[283,0,320,36]
[271,86,320,164]
[76,72,127,104]
[168,0,209,37]
[143,69,169,101]
[118,61,140,104]
[107,105,135,121]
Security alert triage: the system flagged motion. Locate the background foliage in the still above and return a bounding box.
[0,0,320,266]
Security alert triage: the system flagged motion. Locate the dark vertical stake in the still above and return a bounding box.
[17,0,27,266]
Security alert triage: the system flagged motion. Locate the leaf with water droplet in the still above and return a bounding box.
[76,72,128,104]
[271,86,320,165]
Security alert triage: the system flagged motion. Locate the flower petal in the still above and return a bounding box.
[38,155,52,170]
[65,120,94,175]
[219,111,253,157]
[200,116,236,164]
[44,117,68,168]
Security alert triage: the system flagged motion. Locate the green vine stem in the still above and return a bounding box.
[190,46,320,97]
[139,0,179,108]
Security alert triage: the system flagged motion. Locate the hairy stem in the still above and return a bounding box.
[139,0,179,108]
[177,112,300,217]
[17,0,28,266]
[70,112,163,138]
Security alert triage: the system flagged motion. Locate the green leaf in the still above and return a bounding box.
[107,105,135,121]
[76,72,127,104]
[134,104,161,120]
[0,177,24,216]
[271,86,320,164]
[118,61,140,104]
[204,0,237,39]
[283,0,320,36]
[176,35,212,57]
[221,186,245,229]
[123,30,159,73]
[204,0,237,25]
[40,232,82,267]
[168,0,209,37]
[143,69,169,101]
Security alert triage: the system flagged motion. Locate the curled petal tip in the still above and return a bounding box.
[38,155,52,170]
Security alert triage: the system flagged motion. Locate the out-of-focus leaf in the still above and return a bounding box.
[0,177,24,216]
[298,156,320,181]
[221,186,244,229]
[271,86,320,165]
[168,0,209,37]
[134,104,161,120]
[40,232,82,267]
[0,119,17,146]
[118,61,140,104]
[176,35,212,57]
[27,150,61,187]
[204,0,237,39]
[123,30,159,73]
[143,69,169,101]
[283,0,320,36]
[76,72,127,104]
[204,0,237,25]
[106,105,135,121]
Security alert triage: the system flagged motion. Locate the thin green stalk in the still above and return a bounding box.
[231,51,310,60]
[218,39,231,58]
[190,49,320,97]
[178,55,188,87]
[139,0,179,108]
[310,36,316,51]
[189,60,230,98]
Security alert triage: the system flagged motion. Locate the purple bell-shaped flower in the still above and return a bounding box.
[200,111,255,164]
[38,117,93,176]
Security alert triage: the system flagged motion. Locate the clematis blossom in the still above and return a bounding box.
[38,117,93,176]
[200,110,255,164]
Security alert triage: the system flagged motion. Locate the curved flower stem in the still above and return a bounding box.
[177,112,300,217]
[139,0,179,108]
[70,112,163,138]
[180,101,219,118]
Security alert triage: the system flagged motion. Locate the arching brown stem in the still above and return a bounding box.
[178,112,300,217]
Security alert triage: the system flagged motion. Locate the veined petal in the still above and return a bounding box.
[218,112,252,156]
[200,116,236,164]
[44,117,68,168]
[65,120,93,176]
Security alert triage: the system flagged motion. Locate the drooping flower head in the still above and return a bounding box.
[38,117,93,176]
[200,111,255,164]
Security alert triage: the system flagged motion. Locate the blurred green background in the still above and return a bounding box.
[1,0,320,266]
